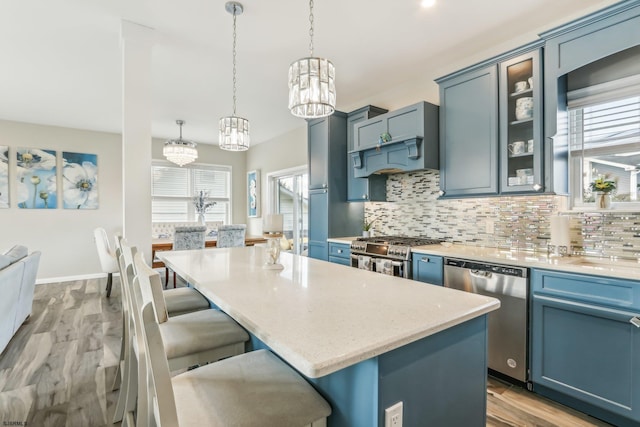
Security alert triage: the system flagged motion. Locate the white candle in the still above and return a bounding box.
[549,215,570,248]
[263,214,283,233]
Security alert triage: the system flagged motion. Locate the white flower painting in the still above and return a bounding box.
[60,152,98,209]
[16,148,57,209]
[0,147,8,208]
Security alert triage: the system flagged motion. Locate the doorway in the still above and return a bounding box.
[268,167,308,255]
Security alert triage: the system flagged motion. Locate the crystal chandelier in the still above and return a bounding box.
[219,2,250,151]
[288,0,336,119]
[163,120,198,167]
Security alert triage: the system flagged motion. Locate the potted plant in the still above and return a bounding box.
[589,175,616,209]
[363,217,375,237]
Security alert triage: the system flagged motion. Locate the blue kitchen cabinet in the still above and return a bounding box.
[411,253,443,286]
[347,106,388,202]
[437,64,499,197]
[307,113,364,262]
[499,49,544,194]
[308,189,329,260]
[530,269,640,427]
[351,102,439,178]
[328,242,351,266]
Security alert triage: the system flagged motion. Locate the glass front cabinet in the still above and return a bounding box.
[499,49,544,193]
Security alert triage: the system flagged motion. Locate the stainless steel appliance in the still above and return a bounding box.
[350,236,442,279]
[443,257,529,384]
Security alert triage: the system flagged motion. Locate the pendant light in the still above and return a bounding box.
[219,1,250,151]
[288,0,335,119]
[163,120,198,167]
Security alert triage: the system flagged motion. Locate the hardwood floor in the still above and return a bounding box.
[0,277,614,426]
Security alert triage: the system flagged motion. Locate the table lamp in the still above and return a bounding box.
[263,214,284,270]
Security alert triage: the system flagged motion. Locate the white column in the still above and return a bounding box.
[120,20,154,263]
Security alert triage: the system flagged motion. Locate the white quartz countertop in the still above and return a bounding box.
[327,236,359,244]
[158,246,499,378]
[412,244,640,281]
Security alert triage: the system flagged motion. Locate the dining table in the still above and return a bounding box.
[158,246,499,427]
[151,235,267,269]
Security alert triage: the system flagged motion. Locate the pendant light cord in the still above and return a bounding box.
[232,8,238,116]
[308,0,314,56]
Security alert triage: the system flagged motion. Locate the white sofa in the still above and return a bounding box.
[0,245,41,355]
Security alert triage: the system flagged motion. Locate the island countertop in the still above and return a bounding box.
[158,246,499,378]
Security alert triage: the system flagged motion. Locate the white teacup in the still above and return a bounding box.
[514,81,528,92]
[527,139,534,153]
[509,141,525,155]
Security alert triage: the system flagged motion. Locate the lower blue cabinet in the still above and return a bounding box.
[530,269,640,426]
[411,254,443,285]
[328,242,351,266]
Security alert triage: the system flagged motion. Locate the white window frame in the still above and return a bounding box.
[567,75,640,210]
[151,160,233,223]
[267,165,308,255]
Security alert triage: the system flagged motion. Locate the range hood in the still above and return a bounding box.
[350,101,439,178]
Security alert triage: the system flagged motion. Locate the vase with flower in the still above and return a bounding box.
[363,217,376,238]
[589,176,616,209]
[193,190,216,225]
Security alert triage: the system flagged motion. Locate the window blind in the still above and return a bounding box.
[151,162,232,223]
[569,95,640,152]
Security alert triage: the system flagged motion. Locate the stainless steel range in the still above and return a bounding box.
[350,236,443,278]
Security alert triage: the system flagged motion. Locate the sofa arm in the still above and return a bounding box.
[0,261,25,355]
[13,251,41,333]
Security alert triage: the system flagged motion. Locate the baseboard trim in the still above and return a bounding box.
[36,272,120,285]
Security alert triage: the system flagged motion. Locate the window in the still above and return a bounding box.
[151,161,231,223]
[568,75,640,208]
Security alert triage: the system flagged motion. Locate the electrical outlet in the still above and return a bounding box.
[384,401,403,427]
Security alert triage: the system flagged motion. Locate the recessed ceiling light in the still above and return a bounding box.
[421,0,436,8]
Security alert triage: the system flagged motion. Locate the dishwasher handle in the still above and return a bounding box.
[445,257,527,278]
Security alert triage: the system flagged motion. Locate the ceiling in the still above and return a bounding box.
[0,0,621,147]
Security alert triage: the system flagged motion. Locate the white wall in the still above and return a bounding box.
[0,120,122,281]
[246,126,308,235]
[0,120,249,282]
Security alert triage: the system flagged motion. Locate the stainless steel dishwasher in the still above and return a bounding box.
[444,257,529,384]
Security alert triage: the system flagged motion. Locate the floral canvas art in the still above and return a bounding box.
[16,148,57,209]
[60,152,98,209]
[247,169,260,218]
[0,147,8,208]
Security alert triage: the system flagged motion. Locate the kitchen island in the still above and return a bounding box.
[159,246,500,427]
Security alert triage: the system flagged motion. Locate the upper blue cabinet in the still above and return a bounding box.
[347,106,388,202]
[437,42,545,198]
[350,102,439,178]
[499,49,544,194]
[437,64,499,197]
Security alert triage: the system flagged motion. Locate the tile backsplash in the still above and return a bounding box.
[364,170,640,260]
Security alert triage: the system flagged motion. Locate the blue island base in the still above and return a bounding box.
[307,315,489,427]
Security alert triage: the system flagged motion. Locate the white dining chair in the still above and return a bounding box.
[93,227,118,297]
